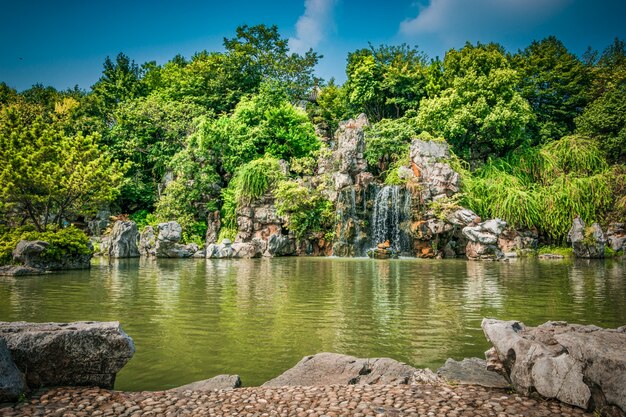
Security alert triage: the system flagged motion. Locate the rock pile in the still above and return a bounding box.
[482,318,626,416]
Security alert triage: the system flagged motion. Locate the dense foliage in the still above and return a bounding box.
[1,26,624,255]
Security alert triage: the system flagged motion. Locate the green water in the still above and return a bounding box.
[0,257,624,391]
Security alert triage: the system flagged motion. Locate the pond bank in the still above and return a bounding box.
[1,382,593,417]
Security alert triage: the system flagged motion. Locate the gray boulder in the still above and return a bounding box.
[168,374,241,392]
[482,318,626,414]
[410,138,460,202]
[462,219,507,260]
[206,239,234,259]
[266,233,296,257]
[139,226,156,256]
[606,223,626,252]
[0,265,45,276]
[262,352,417,387]
[154,222,196,258]
[0,338,27,403]
[0,321,135,389]
[12,239,91,271]
[87,209,111,237]
[106,221,140,258]
[567,217,606,258]
[437,357,508,389]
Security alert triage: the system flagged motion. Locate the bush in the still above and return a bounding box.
[274,180,335,240]
[0,226,91,265]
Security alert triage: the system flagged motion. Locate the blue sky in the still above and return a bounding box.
[1,0,625,92]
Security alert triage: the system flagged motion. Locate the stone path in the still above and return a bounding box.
[1,383,592,416]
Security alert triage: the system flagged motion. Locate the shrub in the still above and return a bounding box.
[0,226,91,265]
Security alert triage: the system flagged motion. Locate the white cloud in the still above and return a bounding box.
[400,0,571,44]
[289,0,337,54]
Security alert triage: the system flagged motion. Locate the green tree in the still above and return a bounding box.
[0,104,124,230]
[109,94,208,211]
[91,53,144,119]
[345,44,428,120]
[513,36,590,143]
[415,43,533,162]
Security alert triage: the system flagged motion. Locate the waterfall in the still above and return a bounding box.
[371,185,411,252]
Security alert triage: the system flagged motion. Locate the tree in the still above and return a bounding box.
[91,53,144,118]
[108,94,208,212]
[415,43,534,162]
[513,36,590,143]
[0,104,124,230]
[345,44,429,120]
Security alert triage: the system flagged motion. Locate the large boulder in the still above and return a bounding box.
[168,374,241,392]
[138,226,156,256]
[0,321,135,389]
[410,138,460,202]
[567,217,606,258]
[482,319,626,415]
[87,209,111,237]
[106,221,140,258]
[262,352,417,387]
[437,357,508,389]
[266,233,296,257]
[12,240,91,271]
[0,338,27,403]
[154,222,197,258]
[462,219,507,260]
[497,228,538,256]
[606,223,626,253]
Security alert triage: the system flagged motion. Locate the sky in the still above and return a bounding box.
[1,0,626,92]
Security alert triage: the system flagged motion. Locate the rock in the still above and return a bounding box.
[462,219,507,260]
[497,228,538,254]
[266,234,296,257]
[231,241,263,258]
[12,239,91,271]
[0,265,45,276]
[333,172,353,190]
[262,352,417,387]
[538,253,565,259]
[437,358,509,389]
[0,338,27,403]
[0,321,135,389]
[87,209,111,237]
[410,138,460,202]
[168,375,241,392]
[192,248,206,258]
[366,247,399,259]
[567,217,606,258]
[139,226,156,256]
[482,318,626,414]
[445,208,479,227]
[606,223,626,252]
[106,221,140,258]
[205,211,221,246]
[154,222,196,258]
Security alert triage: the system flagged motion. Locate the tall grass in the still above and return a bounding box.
[461,136,614,244]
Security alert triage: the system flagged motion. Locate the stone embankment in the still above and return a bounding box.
[1,380,593,417]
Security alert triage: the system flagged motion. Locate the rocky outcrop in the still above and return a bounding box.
[267,233,296,257]
[138,226,156,256]
[205,211,221,246]
[497,228,538,256]
[168,375,241,392]
[142,222,198,258]
[567,217,606,258]
[0,338,27,403]
[103,221,140,258]
[206,239,265,259]
[325,114,369,193]
[8,239,92,273]
[463,219,507,260]
[0,321,135,389]
[87,209,111,237]
[410,138,460,203]
[482,319,626,415]
[437,358,508,389]
[262,352,417,387]
[606,223,626,253]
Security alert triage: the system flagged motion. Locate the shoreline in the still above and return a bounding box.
[1,382,593,417]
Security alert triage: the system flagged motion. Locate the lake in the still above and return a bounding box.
[1,257,624,391]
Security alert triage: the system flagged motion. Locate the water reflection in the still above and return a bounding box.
[0,257,624,390]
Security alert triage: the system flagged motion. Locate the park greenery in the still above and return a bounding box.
[0,25,625,252]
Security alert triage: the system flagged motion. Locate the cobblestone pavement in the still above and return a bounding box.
[1,383,593,416]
